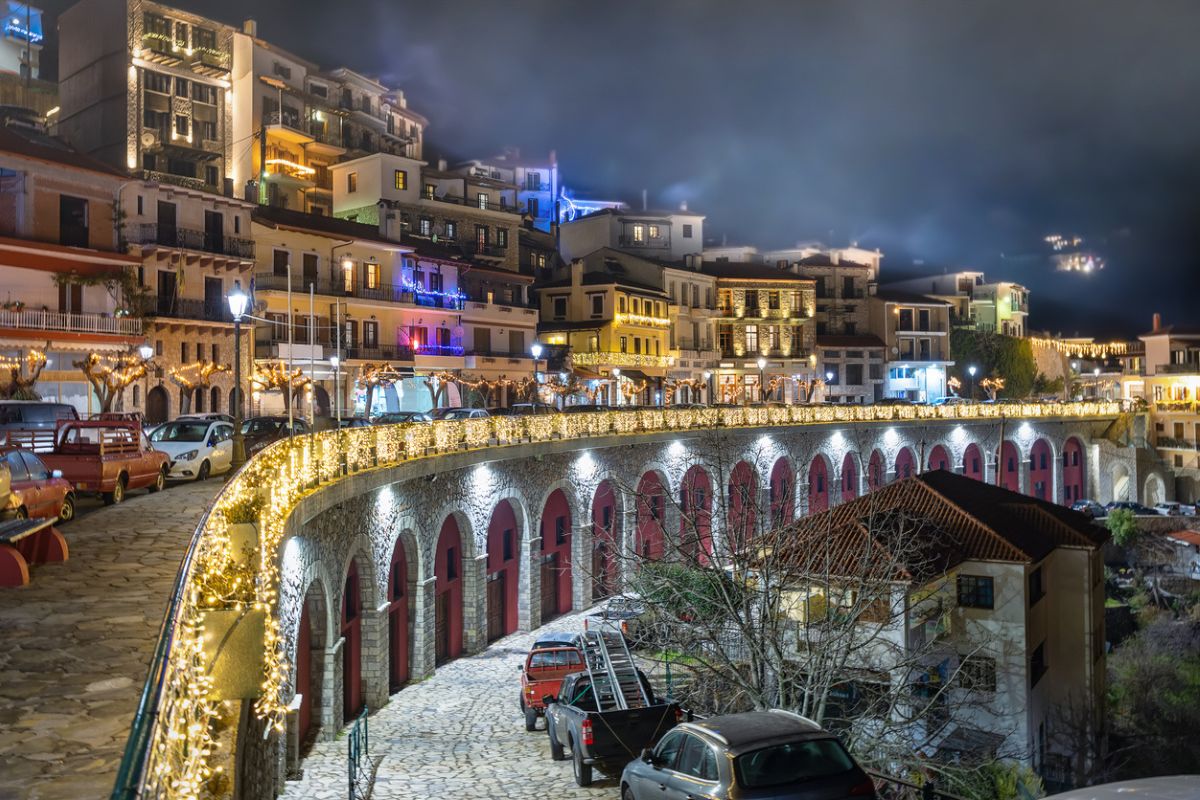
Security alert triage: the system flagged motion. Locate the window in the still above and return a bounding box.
[958,655,997,692]
[362,320,379,348]
[497,228,508,249]
[1029,566,1045,606]
[342,260,355,292]
[591,295,603,317]
[419,217,432,236]
[552,297,567,319]
[744,325,758,352]
[1030,641,1048,687]
[180,342,189,362]
[175,115,189,137]
[768,291,780,309]
[632,223,646,243]
[145,72,171,94]
[273,249,289,278]
[476,192,489,210]
[682,224,693,238]
[648,225,660,239]
[957,574,994,609]
[475,225,488,248]
[174,78,189,97]
[444,221,457,240]
[59,195,89,248]
[745,289,759,311]
[394,169,407,190]
[502,530,514,561]
[620,336,628,353]
[618,296,627,313]
[846,364,863,385]
[555,516,566,545]
[446,546,458,580]
[273,61,292,79]
[347,172,358,193]
[918,309,931,331]
[365,262,380,290]
[197,120,216,141]
[676,735,719,782]
[194,26,216,51]
[898,308,914,331]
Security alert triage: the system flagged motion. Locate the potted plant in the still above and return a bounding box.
[3,300,26,313]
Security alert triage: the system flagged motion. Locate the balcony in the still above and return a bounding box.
[415,342,465,358]
[0,308,142,337]
[140,169,216,194]
[422,191,521,216]
[1157,436,1200,450]
[570,351,676,369]
[617,235,668,249]
[264,111,314,145]
[139,297,233,323]
[719,348,810,361]
[128,223,255,260]
[462,243,508,260]
[344,345,415,362]
[252,273,466,310]
[1154,400,1199,414]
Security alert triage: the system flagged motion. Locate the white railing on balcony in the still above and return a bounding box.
[0,309,142,336]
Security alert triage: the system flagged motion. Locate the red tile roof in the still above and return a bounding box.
[1167,530,1200,546]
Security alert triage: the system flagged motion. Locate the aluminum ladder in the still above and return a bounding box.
[579,629,650,711]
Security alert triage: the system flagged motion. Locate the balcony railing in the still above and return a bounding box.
[344,345,415,362]
[0,308,143,336]
[422,192,520,216]
[128,223,255,259]
[415,343,465,357]
[1154,400,1198,414]
[570,351,677,369]
[462,243,508,259]
[1156,436,1199,450]
[252,273,466,310]
[719,348,810,361]
[139,297,233,323]
[140,170,213,193]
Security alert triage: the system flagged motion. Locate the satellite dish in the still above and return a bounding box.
[140,131,158,149]
[891,346,899,355]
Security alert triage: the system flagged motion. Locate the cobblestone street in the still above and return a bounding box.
[282,610,627,800]
[0,480,222,800]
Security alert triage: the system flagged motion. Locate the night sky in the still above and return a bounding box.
[41,0,1200,338]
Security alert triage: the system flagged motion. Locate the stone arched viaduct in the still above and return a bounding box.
[257,413,1150,791]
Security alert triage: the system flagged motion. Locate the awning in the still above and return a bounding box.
[573,366,604,380]
[617,369,651,383]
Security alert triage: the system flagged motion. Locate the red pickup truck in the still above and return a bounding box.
[8,420,169,504]
[519,645,584,732]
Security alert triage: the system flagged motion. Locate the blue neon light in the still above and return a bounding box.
[4,3,43,45]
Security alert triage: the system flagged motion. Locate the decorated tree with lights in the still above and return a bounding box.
[0,345,49,400]
[250,362,310,415]
[981,375,1005,402]
[75,350,152,412]
[169,360,231,414]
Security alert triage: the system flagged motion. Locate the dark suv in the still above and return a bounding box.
[620,710,876,800]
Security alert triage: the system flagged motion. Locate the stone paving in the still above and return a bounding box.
[0,479,222,800]
[282,610,629,800]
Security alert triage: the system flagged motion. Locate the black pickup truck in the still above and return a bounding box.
[544,670,681,786]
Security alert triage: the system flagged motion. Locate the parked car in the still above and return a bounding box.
[620,710,877,800]
[337,417,374,429]
[150,419,235,481]
[875,397,915,406]
[544,668,681,786]
[532,630,583,651]
[486,407,517,417]
[9,419,168,504]
[564,404,615,414]
[1153,501,1192,517]
[0,401,80,439]
[373,411,432,424]
[509,403,560,416]
[1106,501,1158,516]
[519,645,584,731]
[0,447,76,522]
[930,396,968,406]
[432,407,490,420]
[584,595,649,648]
[1043,777,1200,800]
[241,416,310,457]
[176,412,235,424]
[1071,499,1107,519]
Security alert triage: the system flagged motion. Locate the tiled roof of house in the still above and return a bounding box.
[0,126,128,179]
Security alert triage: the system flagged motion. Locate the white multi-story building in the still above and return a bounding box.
[451,150,558,233]
[868,289,953,401]
[885,271,1030,337]
[558,205,705,263]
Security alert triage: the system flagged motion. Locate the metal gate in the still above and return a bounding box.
[346,706,369,800]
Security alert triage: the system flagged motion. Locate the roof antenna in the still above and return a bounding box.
[642,189,647,211]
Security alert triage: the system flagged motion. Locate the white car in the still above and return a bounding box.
[149,419,235,481]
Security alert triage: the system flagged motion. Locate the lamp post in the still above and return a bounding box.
[138,342,154,420]
[330,354,340,423]
[228,280,249,472]
[968,364,977,401]
[530,343,543,404]
[612,367,621,406]
[757,356,767,403]
[703,370,712,405]
[825,370,834,403]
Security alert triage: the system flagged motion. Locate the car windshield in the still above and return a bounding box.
[734,738,855,789]
[150,421,210,442]
[241,419,283,435]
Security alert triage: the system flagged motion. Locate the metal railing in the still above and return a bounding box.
[110,399,1123,799]
[347,706,369,800]
[0,308,142,336]
[252,273,466,310]
[424,192,520,215]
[137,297,233,323]
[128,223,255,259]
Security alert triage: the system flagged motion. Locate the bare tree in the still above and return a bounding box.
[75,349,151,412]
[0,344,48,400]
[251,362,310,415]
[168,359,230,414]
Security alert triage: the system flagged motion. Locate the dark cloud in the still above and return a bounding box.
[41,0,1200,336]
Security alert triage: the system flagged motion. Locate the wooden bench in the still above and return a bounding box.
[0,518,68,587]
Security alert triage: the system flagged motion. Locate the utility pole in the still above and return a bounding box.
[309,283,315,423]
[258,123,268,205]
[994,414,1006,487]
[333,299,342,422]
[287,260,294,434]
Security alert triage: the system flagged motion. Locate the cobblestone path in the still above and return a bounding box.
[283,610,628,800]
[0,479,221,800]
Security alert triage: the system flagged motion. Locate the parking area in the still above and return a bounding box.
[282,610,628,800]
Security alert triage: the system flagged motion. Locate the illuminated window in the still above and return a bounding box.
[365,262,380,290]
[745,325,759,352]
[620,336,628,353]
[419,217,432,236]
[632,224,645,243]
[444,221,456,240]
[497,228,508,249]
[394,169,407,190]
[175,115,189,137]
[477,192,489,210]
[648,225,659,239]
[342,260,354,292]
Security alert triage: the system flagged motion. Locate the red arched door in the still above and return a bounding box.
[964,444,984,480]
[636,473,666,561]
[592,481,617,599]
[841,453,859,502]
[868,450,885,492]
[1000,442,1020,492]
[486,500,519,642]
[894,448,916,480]
[728,461,757,547]
[1030,439,1052,501]
[388,540,409,691]
[434,518,463,664]
[341,559,363,722]
[540,490,572,622]
[808,456,829,515]
[770,458,794,525]
[680,466,712,560]
[1063,437,1085,504]
[928,445,951,472]
[297,599,314,741]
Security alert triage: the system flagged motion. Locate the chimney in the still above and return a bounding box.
[680,200,688,212]
[243,18,257,36]
[569,258,584,286]
[438,158,447,171]
[1153,312,1162,332]
[641,189,647,211]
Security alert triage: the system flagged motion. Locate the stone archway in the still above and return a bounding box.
[1144,473,1166,506]
[295,578,329,751]
[341,559,363,723]
[1000,441,1020,492]
[680,465,713,561]
[1030,439,1053,501]
[769,457,794,524]
[894,447,916,480]
[1111,462,1131,503]
[387,536,415,692]
[485,500,519,642]
[807,454,830,515]
[727,460,757,547]
[841,452,859,502]
[928,444,951,472]
[539,489,573,623]
[868,450,885,492]
[434,517,464,665]
[1063,437,1086,504]
[147,385,169,424]
[591,481,618,600]
[963,443,984,481]
[635,472,667,561]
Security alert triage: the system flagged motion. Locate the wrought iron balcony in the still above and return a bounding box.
[138,297,233,323]
[252,273,466,310]
[128,223,255,259]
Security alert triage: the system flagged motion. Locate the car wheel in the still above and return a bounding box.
[524,705,538,732]
[548,723,565,761]
[104,475,127,505]
[14,505,27,520]
[149,468,166,493]
[572,738,593,787]
[622,784,637,800]
[58,494,75,523]
[196,460,211,482]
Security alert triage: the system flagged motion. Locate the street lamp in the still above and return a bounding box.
[138,342,154,420]
[757,356,767,403]
[612,367,621,407]
[703,369,713,405]
[228,280,250,472]
[968,364,977,400]
[330,354,340,422]
[530,343,543,404]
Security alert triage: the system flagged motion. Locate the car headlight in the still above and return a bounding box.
[177,450,199,461]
